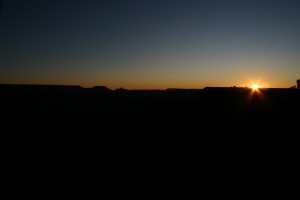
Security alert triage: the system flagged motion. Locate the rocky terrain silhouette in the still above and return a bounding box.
[1,84,298,198]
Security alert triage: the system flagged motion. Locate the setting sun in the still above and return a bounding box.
[251,84,259,91]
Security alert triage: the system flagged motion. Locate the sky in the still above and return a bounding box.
[1,0,300,89]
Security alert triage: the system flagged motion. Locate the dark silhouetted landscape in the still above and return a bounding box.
[1,84,298,198]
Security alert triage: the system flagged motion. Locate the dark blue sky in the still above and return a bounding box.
[1,0,300,88]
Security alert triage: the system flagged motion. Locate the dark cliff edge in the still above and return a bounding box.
[0,84,298,198]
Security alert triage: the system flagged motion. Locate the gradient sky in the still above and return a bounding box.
[1,0,300,89]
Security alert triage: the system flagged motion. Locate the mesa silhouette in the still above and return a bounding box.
[1,84,297,198]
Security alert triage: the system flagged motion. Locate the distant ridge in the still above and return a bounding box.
[0,84,203,92]
[1,84,298,92]
[0,83,82,87]
[89,86,112,93]
[203,86,297,90]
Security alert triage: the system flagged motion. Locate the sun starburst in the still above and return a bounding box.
[251,84,259,91]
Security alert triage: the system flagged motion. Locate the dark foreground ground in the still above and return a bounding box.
[1,84,298,198]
